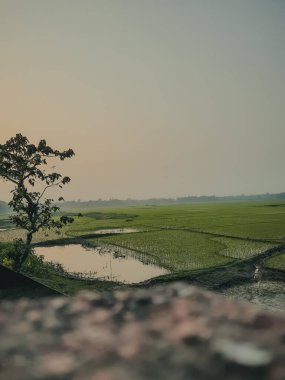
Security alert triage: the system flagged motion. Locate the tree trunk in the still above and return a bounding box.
[15,232,33,271]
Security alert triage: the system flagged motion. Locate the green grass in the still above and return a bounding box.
[64,201,285,240]
[1,201,277,243]
[29,271,120,296]
[210,237,275,259]
[265,252,285,271]
[96,230,232,271]
[96,230,275,271]
[0,227,66,243]
[62,201,283,274]
[65,215,148,237]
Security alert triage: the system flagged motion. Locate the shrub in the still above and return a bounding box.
[0,239,28,269]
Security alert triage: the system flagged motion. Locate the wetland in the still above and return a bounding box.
[1,201,284,312]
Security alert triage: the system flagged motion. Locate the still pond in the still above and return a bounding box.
[35,244,169,284]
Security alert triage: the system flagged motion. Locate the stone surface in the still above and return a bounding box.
[0,283,284,380]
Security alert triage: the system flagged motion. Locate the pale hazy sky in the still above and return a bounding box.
[0,0,284,201]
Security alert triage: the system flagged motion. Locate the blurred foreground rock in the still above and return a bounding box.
[0,283,284,380]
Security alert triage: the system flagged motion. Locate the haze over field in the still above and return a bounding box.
[0,0,284,201]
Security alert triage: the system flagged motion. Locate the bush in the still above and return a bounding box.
[0,239,27,269]
[2,256,14,269]
[0,240,65,276]
[23,251,65,276]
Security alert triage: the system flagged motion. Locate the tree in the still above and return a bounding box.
[0,134,75,270]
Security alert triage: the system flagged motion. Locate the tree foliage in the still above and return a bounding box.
[0,133,75,269]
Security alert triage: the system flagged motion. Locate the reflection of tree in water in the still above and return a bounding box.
[104,245,162,267]
[83,243,163,276]
[126,250,157,266]
[113,251,126,259]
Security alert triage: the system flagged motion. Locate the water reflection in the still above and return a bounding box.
[35,244,168,283]
[94,228,140,235]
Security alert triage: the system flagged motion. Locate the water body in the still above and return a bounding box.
[94,228,140,235]
[35,244,168,283]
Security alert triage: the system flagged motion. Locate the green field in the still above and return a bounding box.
[265,252,285,270]
[0,200,284,296]
[62,201,285,240]
[94,231,275,271]
[65,201,285,276]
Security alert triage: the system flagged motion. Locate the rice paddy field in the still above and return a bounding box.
[65,201,285,272]
[64,201,285,241]
[94,231,274,271]
[1,201,285,271]
[0,200,284,310]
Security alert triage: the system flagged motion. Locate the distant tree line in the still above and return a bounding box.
[1,192,285,211]
[56,192,285,209]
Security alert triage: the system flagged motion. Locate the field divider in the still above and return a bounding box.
[141,225,282,244]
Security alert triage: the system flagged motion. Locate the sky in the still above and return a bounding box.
[0,0,284,201]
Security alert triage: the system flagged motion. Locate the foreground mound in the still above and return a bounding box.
[0,283,284,380]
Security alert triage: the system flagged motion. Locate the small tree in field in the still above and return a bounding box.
[0,134,75,270]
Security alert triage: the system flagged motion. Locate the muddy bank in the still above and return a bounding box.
[222,281,285,314]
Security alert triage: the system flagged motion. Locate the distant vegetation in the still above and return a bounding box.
[0,201,9,213]
[54,192,285,209]
[1,192,285,211]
